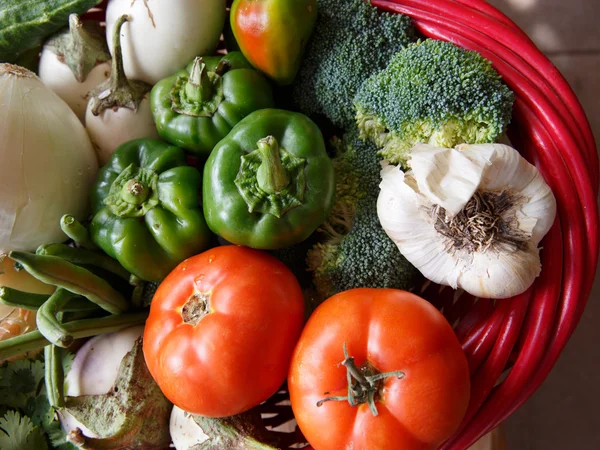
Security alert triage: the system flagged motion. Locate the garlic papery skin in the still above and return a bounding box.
[377,143,557,299]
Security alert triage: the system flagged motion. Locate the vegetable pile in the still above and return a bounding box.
[0,0,565,449]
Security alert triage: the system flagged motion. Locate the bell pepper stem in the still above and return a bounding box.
[121,179,150,205]
[256,136,291,194]
[185,57,213,103]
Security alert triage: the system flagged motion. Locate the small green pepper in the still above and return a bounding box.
[150,52,275,157]
[203,109,335,249]
[90,139,212,282]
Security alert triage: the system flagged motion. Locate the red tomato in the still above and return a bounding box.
[143,245,305,417]
[288,288,470,450]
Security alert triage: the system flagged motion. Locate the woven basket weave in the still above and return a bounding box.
[87,1,599,449]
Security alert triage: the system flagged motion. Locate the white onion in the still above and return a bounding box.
[0,64,99,252]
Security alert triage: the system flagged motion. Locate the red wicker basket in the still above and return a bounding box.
[87,1,599,449]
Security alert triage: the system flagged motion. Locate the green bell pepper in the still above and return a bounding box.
[203,109,335,249]
[150,52,275,158]
[90,139,212,282]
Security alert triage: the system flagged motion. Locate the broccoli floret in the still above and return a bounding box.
[354,39,515,166]
[307,127,420,300]
[290,0,416,129]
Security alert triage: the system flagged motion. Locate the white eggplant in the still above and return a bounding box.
[105,0,226,85]
[39,14,111,122]
[85,14,159,165]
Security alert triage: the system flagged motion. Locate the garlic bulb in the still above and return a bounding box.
[377,143,557,299]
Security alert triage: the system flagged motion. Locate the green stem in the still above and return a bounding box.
[60,215,97,250]
[8,251,129,315]
[0,286,50,310]
[0,286,99,312]
[256,136,291,194]
[0,311,148,360]
[316,342,405,416]
[185,57,213,102]
[45,345,65,408]
[36,243,130,281]
[88,14,150,116]
[109,14,130,92]
[36,288,78,348]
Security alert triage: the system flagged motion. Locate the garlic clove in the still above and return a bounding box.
[409,143,494,217]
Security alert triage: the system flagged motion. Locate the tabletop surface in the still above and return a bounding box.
[486,1,600,448]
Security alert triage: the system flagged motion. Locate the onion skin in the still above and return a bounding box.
[0,64,99,253]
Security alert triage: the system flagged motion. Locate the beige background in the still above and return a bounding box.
[484,1,600,448]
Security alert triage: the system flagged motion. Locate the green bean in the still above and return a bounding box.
[0,286,101,314]
[0,311,148,360]
[44,345,65,408]
[60,215,97,250]
[36,289,77,347]
[36,243,130,281]
[0,286,49,310]
[8,251,129,314]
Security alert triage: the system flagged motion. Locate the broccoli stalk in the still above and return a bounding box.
[307,127,421,301]
[289,0,416,130]
[354,39,515,166]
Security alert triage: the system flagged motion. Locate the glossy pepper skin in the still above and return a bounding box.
[203,109,335,249]
[231,0,317,86]
[90,139,212,282]
[150,52,274,158]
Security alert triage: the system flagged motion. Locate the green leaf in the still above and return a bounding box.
[0,410,48,450]
[45,418,78,450]
[0,359,45,409]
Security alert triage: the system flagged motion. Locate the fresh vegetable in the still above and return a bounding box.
[378,143,557,298]
[170,406,281,450]
[143,246,305,417]
[0,311,149,361]
[289,0,415,129]
[230,0,317,85]
[8,251,129,315]
[354,39,514,166]
[105,0,226,85]
[0,254,55,342]
[150,52,274,157]
[60,327,172,449]
[89,138,212,283]
[0,347,77,449]
[288,288,470,450]
[203,109,335,249]
[85,15,159,164]
[307,127,420,300]
[38,14,111,122]
[0,64,98,253]
[0,0,102,64]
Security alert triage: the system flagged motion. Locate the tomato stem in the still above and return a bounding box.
[316,342,405,416]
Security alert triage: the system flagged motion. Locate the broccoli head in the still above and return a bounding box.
[354,39,515,166]
[290,0,416,130]
[307,127,420,300]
